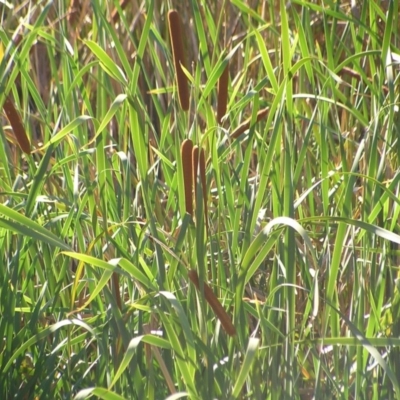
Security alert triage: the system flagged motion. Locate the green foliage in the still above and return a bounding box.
[1,0,400,398]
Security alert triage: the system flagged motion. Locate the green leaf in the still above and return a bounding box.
[109,334,171,389]
[85,40,127,85]
[96,94,127,136]
[74,387,127,400]
[0,204,72,251]
[39,116,93,150]
[232,338,259,398]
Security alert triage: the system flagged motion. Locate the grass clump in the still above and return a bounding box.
[0,0,400,399]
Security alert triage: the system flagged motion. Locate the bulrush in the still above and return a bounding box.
[168,10,190,111]
[181,139,194,216]
[3,95,31,154]
[188,269,236,336]
[217,63,229,123]
[230,107,269,139]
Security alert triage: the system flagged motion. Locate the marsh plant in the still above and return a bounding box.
[0,1,400,399]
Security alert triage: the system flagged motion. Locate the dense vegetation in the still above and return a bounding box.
[1,0,400,398]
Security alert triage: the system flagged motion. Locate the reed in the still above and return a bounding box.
[188,269,236,336]
[3,95,31,154]
[168,10,190,111]
[181,139,194,216]
[230,107,269,139]
[217,63,229,123]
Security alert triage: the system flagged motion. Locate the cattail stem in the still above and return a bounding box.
[181,139,194,216]
[217,63,229,123]
[230,107,269,139]
[168,10,190,111]
[3,95,31,154]
[188,269,236,336]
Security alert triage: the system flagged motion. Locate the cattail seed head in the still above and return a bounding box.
[231,107,269,139]
[188,269,236,336]
[217,63,229,123]
[3,95,31,154]
[192,145,199,200]
[168,10,190,111]
[181,139,194,216]
[192,145,208,231]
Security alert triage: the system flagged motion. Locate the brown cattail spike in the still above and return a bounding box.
[192,146,208,231]
[168,10,190,111]
[181,139,194,216]
[3,95,31,154]
[188,269,236,336]
[230,107,269,139]
[199,148,207,221]
[217,63,229,123]
[112,272,122,310]
[192,145,199,203]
